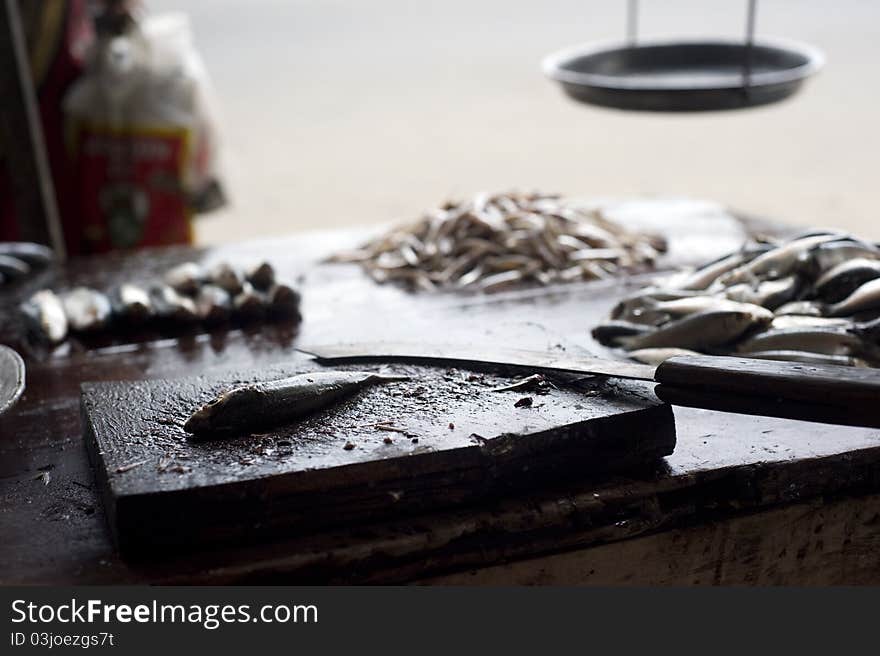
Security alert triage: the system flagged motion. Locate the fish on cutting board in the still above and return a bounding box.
[184,370,409,437]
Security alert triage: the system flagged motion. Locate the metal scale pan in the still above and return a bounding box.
[543,0,824,111]
[0,345,25,416]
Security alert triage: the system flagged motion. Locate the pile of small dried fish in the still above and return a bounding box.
[593,230,880,367]
[20,260,301,345]
[330,191,666,292]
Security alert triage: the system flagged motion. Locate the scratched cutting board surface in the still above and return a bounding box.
[82,359,674,555]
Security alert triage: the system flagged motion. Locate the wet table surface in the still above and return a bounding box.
[2,198,879,584]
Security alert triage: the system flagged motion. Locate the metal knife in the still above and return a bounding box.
[298,343,880,428]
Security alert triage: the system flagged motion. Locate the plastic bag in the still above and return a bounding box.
[63,11,225,253]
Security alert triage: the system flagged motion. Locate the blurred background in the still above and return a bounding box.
[4,1,878,252]
[146,0,878,243]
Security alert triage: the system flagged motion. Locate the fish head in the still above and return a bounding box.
[184,386,267,435]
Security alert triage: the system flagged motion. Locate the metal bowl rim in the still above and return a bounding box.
[0,344,25,416]
[542,37,825,91]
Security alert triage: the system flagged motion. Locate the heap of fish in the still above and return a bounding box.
[330,191,666,292]
[19,260,301,345]
[592,230,880,367]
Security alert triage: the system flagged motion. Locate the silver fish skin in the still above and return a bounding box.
[852,317,880,344]
[0,254,30,280]
[723,275,801,310]
[592,320,653,346]
[209,261,245,295]
[621,309,767,351]
[628,347,701,366]
[671,243,772,291]
[112,283,153,323]
[233,281,267,318]
[246,261,276,291]
[652,296,773,320]
[813,258,880,303]
[0,242,54,267]
[774,300,824,316]
[164,262,205,296]
[800,239,880,278]
[62,287,112,332]
[20,289,68,343]
[720,234,839,285]
[184,370,409,437]
[737,326,865,356]
[610,288,706,322]
[195,284,232,323]
[828,278,880,317]
[769,315,848,331]
[265,282,301,317]
[744,350,867,367]
[151,285,198,322]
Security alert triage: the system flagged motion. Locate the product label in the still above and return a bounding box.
[70,122,193,252]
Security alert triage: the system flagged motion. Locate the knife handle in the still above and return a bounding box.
[654,354,880,412]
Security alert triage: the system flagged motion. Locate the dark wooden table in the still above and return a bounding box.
[3,201,880,585]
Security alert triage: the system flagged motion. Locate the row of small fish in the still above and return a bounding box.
[329,191,666,292]
[20,260,301,344]
[592,229,880,367]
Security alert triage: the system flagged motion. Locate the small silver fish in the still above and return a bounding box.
[723,275,801,310]
[621,309,769,351]
[233,282,267,318]
[246,261,276,291]
[769,315,848,331]
[774,300,824,316]
[209,261,245,295]
[813,258,880,303]
[828,278,880,317]
[164,262,205,296]
[852,317,880,344]
[800,239,880,278]
[737,326,865,356]
[20,289,67,343]
[195,284,232,323]
[591,320,654,346]
[671,243,772,291]
[721,234,838,285]
[0,254,30,280]
[0,242,54,267]
[111,283,153,323]
[184,370,409,437]
[151,285,198,322]
[62,287,112,332]
[628,347,701,366]
[265,282,301,317]
[744,350,867,367]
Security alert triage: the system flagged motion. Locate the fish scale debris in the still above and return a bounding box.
[329,191,665,292]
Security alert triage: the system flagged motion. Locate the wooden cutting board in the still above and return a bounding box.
[81,359,675,556]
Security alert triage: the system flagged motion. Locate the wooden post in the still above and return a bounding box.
[0,0,66,260]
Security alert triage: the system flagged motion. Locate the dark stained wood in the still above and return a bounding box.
[420,493,880,585]
[82,362,674,555]
[655,354,880,428]
[2,204,879,584]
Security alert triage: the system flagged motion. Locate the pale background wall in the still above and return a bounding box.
[148,0,880,242]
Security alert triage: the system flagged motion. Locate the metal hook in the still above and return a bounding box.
[743,0,758,94]
[626,0,638,46]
